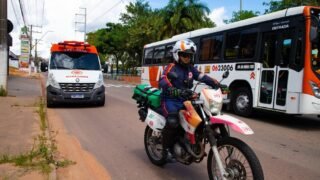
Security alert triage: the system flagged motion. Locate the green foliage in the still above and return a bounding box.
[159,0,215,39]
[87,0,214,74]
[224,10,260,24]
[0,99,75,175]
[0,86,7,96]
[263,0,320,14]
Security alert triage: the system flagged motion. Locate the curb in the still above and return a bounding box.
[103,74,141,85]
[39,74,57,180]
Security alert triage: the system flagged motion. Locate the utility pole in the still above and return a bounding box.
[75,7,87,42]
[240,0,243,12]
[33,30,53,73]
[28,25,41,74]
[0,0,8,90]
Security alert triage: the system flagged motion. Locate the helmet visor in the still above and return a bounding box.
[178,52,193,58]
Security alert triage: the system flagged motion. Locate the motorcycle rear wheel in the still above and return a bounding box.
[144,126,167,166]
[207,137,264,180]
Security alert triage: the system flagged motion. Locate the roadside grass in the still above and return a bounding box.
[0,86,7,96]
[0,98,75,175]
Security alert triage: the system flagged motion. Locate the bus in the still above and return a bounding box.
[140,6,320,117]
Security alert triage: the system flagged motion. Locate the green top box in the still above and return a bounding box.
[132,84,161,108]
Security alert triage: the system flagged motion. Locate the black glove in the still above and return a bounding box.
[220,84,229,94]
[166,87,180,97]
[220,84,228,89]
[166,87,193,99]
[180,89,194,99]
[210,82,220,89]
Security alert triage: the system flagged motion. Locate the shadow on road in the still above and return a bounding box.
[250,110,320,131]
[130,148,208,180]
[48,103,104,109]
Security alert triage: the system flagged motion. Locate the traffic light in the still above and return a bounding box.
[7,20,13,47]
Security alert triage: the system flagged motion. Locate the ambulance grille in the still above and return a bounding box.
[59,83,95,92]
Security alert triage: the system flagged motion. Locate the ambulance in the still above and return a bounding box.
[46,41,105,107]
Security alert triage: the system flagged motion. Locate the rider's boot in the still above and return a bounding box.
[162,113,179,163]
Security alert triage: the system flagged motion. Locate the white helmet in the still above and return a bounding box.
[172,39,197,62]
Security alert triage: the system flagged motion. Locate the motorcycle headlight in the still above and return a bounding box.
[209,99,222,114]
[309,81,320,99]
[94,74,104,89]
[46,73,60,89]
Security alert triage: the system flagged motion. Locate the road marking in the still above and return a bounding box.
[105,84,135,88]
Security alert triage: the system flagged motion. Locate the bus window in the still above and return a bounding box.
[163,45,174,64]
[225,32,240,59]
[239,32,257,59]
[200,37,212,61]
[294,30,303,68]
[311,9,320,75]
[311,43,320,74]
[200,35,223,62]
[144,48,154,65]
[280,37,293,67]
[261,32,277,68]
[153,46,165,64]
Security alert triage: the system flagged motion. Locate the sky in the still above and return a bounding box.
[8,0,267,58]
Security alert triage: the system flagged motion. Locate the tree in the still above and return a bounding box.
[87,0,217,74]
[87,23,129,74]
[263,0,320,14]
[160,0,215,39]
[120,0,161,67]
[224,10,260,24]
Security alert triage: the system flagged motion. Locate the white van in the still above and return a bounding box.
[46,41,105,107]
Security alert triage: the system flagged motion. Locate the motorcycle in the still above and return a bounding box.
[132,71,264,180]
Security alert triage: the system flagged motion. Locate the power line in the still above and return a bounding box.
[35,0,38,25]
[18,0,27,26]
[88,0,124,24]
[88,0,105,15]
[10,0,21,26]
[21,0,30,24]
[41,0,45,26]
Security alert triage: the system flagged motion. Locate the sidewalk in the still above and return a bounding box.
[0,69,111,180]
[0,73,43,179]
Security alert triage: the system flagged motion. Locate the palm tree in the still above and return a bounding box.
[159,0,214,39]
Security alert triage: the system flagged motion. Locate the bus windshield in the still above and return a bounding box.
[49,52,100,70]
[311,8,320,75]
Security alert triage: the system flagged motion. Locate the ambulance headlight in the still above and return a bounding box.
[47,73,60,89]
[94,74,104,89]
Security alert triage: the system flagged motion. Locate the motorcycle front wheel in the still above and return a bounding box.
[207,137,264,180]
[144,126,167,166]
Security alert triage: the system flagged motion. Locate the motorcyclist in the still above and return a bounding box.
[159,39,220,161]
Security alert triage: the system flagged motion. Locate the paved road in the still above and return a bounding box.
[51,80,320,180]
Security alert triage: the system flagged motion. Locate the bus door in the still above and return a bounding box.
[258,30,293,111]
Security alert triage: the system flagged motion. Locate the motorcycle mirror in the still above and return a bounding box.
[168,72,178,80]
[222,71,229,79]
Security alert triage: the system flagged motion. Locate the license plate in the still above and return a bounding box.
[71,94,84,99]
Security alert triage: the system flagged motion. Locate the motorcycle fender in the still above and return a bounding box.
[210,115,254,135]
[145,108,166,132]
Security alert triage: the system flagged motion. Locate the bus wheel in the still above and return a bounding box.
[232,87,252,117]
